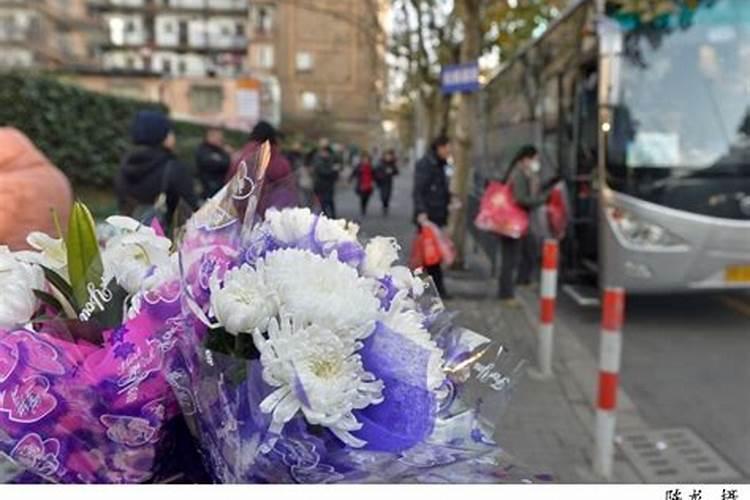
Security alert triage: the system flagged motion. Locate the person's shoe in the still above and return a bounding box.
[499,297,521,308]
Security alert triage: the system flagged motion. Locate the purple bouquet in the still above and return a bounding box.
[166,142,532,483]
[0,205,186,483]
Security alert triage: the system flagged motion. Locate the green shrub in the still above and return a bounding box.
[0,72,246,189]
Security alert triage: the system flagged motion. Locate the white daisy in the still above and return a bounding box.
[209,263,278,335]
[253,316,384,447]
[263,207,359,246]
[262,248,379,342]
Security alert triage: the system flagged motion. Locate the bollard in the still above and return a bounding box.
[537,239,559,377]
[593,287,626,479]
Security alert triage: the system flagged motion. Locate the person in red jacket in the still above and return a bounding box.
[226,121,298,215]
[0,128,73,250]
[349,151,375,217]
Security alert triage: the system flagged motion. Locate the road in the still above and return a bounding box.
[334,163,750,479]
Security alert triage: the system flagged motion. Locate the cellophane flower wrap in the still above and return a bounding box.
[168,142,532,483]
[0,206,189,483]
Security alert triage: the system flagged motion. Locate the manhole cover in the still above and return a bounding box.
[617,428,741,483]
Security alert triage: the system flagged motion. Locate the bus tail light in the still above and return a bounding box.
[606,207,687,249]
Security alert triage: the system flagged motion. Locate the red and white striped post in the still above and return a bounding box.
[537,239,559,377]
[594,287,626,479]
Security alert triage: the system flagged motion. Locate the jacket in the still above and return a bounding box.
[195,141,231,198]
[413,151,451,226]
[508,166,547,211]
[116,145,199,224]
[312,152,339,194]
[374,159,399,187]
[0,128,73,250]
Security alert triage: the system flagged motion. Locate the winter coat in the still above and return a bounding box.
[312,152,339,194]
[374,158,399,188]
[195,141,231,198]
[115,145,199,224]
[350,161,375,195]
[0,128,72,250]
[412,151,451,226]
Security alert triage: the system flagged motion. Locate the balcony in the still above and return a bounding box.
[89,0,249,16]
[103,35,247,54]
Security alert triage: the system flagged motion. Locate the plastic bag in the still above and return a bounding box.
[546,182,569,240]
[474,181,529,239]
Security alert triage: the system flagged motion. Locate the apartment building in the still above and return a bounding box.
[91,0,249,78]
[0,0,103,69]
[246,0,388,147]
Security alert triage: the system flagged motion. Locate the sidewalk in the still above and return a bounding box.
[444,242,645,483]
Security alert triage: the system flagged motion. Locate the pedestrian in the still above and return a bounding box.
[195,126,232,199]
[498,144,557,305]
[0,128,73,250]
[374,148,399,216]
[413,135,453,299]
[226,120,298,215]
[116,110,199,232]
[312,142,339,218]
[349,151,375,217]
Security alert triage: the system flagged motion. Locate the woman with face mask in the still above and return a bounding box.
[498,145,557,305]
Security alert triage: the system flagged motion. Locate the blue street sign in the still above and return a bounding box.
[441,62,480,94]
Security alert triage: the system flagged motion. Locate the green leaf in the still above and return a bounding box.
[39,265,77,309]
[33,289,65,314]
[66,201,104,307]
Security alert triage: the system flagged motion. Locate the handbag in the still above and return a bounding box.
[474,180,529,239]
[546,182,569,240]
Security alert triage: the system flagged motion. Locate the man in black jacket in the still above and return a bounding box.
[195,126,232,199]
[413,135,452,299]
[116,110,199,230]
[312,143,339,218]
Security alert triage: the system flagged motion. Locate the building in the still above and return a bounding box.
[90,0,249,78]
[0,0,104,69]
[246,0,388,147]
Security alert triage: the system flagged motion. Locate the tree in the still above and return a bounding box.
[388,0,566,264]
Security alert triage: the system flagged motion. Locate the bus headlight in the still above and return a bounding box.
[606,207,687,249]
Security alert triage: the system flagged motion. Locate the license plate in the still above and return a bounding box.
[725,265,750,283]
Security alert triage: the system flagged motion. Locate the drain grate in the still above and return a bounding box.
[617,428,741,483]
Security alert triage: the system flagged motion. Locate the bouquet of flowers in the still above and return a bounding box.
[167,143,532,483]
[0,203,190,483]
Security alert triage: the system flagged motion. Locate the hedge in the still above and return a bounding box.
[0,72,246,188]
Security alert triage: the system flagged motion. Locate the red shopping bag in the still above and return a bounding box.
[423,221,456,267]
[409,225,443,270]
[474,181,529,239]
[546,182,569,240]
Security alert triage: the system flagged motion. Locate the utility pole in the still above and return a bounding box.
[448,0,481,266]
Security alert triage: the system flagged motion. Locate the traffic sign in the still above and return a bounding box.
[441,62,480,94]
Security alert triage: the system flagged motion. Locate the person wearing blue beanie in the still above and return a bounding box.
[116,109,199,230]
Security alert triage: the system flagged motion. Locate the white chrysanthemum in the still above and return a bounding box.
[380,291,445,390]
[362,237,400,278]
[101,216,172,294]
[263,207,359,246]
[253,316,384,447]
[209,264,278,335]
[0,246,45,328]
[390,265,426,297]
[262,249,379,342]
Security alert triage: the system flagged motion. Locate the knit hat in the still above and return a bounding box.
[130,110,172,146]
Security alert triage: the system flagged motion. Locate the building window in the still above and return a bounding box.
[296,51,313,72]
[125,56,135,69]
[300,91,318,111]
[163,21,173,34]
[256,44,274,69]
[162,58,172,74]
[125,20,136,34]
[235,22,244,37]
[189,85,223,114]
[178,59,187,75]
[252,5,274,36]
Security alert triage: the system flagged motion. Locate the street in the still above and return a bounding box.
[335,165,750,481]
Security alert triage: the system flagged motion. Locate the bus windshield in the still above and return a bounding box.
[607,0,750,181]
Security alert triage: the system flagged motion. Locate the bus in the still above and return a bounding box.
[471,0,750,297]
